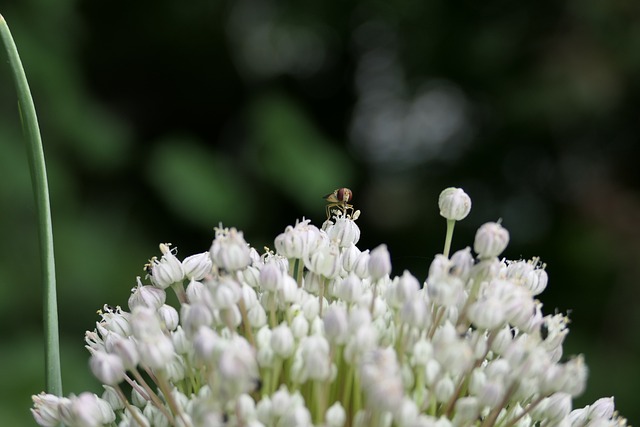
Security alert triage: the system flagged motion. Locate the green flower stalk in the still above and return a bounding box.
[31,190,627,427]
[0,13,62,397]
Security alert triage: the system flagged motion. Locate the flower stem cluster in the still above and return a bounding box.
[32,196,627,427]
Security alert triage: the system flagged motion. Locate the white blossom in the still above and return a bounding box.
[32,188,627,427]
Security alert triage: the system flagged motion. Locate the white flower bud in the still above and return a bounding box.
[453,397,480,424]
[131,306,163,339]
[236,394,257,423]
[562,356,588,397]
[326,402,346,427]
[210,277,241,309]
[101,385,124,411]
[434,376,455,402]
[394,398,419,426]
[427,276,464,307]
[323,305,349,345]
[259,261,283,292]
[491,326,514,355]
[185,278,210,306]
[210,227,251,272]
[218,336,259,396]
[270,386,294,418]
[543,393,573,422]
[352,249,370,279]
[369,244,392,280]
[327,216,361,247]
[256,395,273,425]
[335,273,363,303]
[131,384,148,408]
[181,303,213,336]
[171,326,190,355]
[291,314,309,339]
[278,275,298,304]
[411,339,434,366]
[279,406,313,427]
[143,403,170,427]
[104,334,139,370]
[305,241,341,278]
[59,392,116,427]
[401,296,429,329]
[478,380,505,407]
[248,304,267,328]
[271,323,295,358]
[121,406,150,427]
[360,348,404,412]
[387,270,420,308]
[341,243,361,272]
[31,393,67,427]
[467,297,506,330]
[149,243,185,289]
[129,279,166,310]
[588,397,615,420]
[438,187,471,221]
[138,334,175,370]
[165,355,186,383]
[242,265,261,289]
[450,247,473,281]
[300,335,331,381]
[157,304,180,332]
[182,251,213,280]
[474,222,510,259]
[90,350,126,385]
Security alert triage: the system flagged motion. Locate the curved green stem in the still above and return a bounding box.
[0,14,62,397]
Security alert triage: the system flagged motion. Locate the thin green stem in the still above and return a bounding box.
[0,14,62,397]
[443,219,456,258]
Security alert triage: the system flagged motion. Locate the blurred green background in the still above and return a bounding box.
[1,0,639,425]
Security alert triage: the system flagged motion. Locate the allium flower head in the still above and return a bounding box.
[32,187,627,427]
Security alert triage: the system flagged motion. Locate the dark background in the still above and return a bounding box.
[1,0,639,425]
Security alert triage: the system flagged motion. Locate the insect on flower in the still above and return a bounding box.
[324,187,354,219]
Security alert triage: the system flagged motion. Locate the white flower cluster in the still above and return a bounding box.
[32,188,628,427]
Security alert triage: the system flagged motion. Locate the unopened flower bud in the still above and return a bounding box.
[138,334,175,370]
[588,397,615,420]
[453,397,480,424]
[327,216,361,247]
[182,252,213,280]
[434,376,455,402]
[438,187,471,221]
[335,273,363,303]
[260,261,283,292]
[369,244,391,280]
[341,243,361,272]
[323,305,349,345]
[450,247,473,281]
[388,270,420,308]
[158,304,179,331]
[544,393,572,422]
[474,222,510,259]
[352,250,370,279]
[101,385,124,411]
[326,402,346,427]
[104,334,139,370]
[291,314,309,339]
[271,323,295,358]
